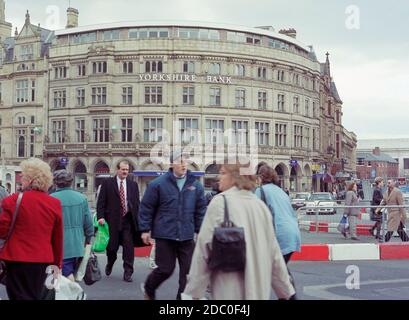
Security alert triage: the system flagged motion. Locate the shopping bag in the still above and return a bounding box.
[83,252,102,286]
[75,244,92,282]
[337,215,349,233]
[55,275,87,300]
[92,215,109,253]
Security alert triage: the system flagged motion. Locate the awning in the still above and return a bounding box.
[322,173,335,183]
[132,170,205,177]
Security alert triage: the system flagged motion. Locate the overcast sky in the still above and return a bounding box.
[6,0,409,140]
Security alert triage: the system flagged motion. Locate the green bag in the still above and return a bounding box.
[92,215,110,253]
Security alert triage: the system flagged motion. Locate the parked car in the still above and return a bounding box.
[304,192,337,215]
[291,192,311,210]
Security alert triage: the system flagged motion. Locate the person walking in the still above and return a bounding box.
[383,179,408,242]
[139,149,207,300]
[183,160,296,300]
[344,181,360,240]
[0,158,63,300]
[370,177,384,239]
[254,164,301,264]
[96,160,141,282]
[51,170,94,281]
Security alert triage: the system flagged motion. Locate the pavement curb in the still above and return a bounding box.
[300,220,374,236]
[135,243,409,261]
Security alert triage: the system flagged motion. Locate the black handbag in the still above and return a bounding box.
[83,252,102,286]
[208,195,246,272]
[0,193,23,286]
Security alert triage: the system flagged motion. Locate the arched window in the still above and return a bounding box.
[74,161,88,191]
[18,136,25,158]
[94,161,110,191]
[145,61,150,73]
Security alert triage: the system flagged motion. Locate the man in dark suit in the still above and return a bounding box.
[96,160,140,282]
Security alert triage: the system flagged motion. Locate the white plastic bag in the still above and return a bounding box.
[55,275,87,300]
[75,244,92,282]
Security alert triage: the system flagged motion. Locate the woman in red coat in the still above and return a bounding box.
[0,158,63,300]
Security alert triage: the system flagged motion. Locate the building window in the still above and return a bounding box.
[294,125,303,148]
[54,66,67,79]
[258,91,267,109]
[16,129,26,157]
[92,61,107,74]
[305,99,310,117]
[208,63,220,75]
[313,79,316,91]
[76,88,85,107]
[313,128,318,151]
[17,116,26,125]
[313,101,318,118]
[51,120,66,143]
[183,87,195,105]
[336,134,340,158]
[275,123,287,147]
[277,94,285,112]
[123,62,133,74]
[29,129,34,157]
[122,86,133,105]
[71,32,97,44]
[129,28,169,39]
[235,89,246,108]
[121,118,133,142]
[257,67,267,79]
[183,61,195,73]
[145,61,163,73]
[403,158,409,170]
[75,119,85,143]
[16,80,35,103]
[336,111,340,123]
[179,118,199,144]
[293,73,300,86]
[53,90,67,108]
[103,30,120,41]
[145,86,163,104]
[328,101,332,116]
[78,64,86,77]
[255,122,269,146]
[232,120,249,145]
[91,87,107,105]
[93,119,110,142]
[30,116,35,124]
[293,96,300,114]
[209,87,221,106]
[205,119,224,144]
[357,158,364,166]
[305,127,310,150]
[20,45,33,61]
[277,70,285,82]
[235,64,245,76]
[143,118,163,142]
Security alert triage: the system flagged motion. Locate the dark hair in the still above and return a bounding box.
[211,181,220,192]
[117,160,130,169]
[255,161,268,175]
[258,164,280,186]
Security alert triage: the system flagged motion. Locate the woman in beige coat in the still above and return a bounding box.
[183,161,296,300]
[383,179,408,242]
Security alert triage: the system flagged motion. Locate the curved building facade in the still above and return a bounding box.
[0,5,356,198]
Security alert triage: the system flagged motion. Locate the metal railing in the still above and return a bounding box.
[296,202,409,243]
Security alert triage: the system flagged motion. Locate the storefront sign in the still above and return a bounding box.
[137,73,232,84]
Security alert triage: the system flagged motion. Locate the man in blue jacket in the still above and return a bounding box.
[139,149,207,300]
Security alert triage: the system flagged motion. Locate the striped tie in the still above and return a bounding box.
[120,180,126,216]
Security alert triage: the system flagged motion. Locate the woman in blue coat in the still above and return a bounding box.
[255,164,301,263]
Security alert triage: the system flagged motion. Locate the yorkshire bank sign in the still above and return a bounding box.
[137,73,232,84]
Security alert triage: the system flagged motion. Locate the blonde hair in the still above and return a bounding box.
[221,161,257,191]
[20,158,53,192]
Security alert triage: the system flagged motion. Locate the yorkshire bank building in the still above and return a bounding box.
[0,3,357,201]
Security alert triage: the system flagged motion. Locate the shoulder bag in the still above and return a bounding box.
[208,195,246,273]
[0,192,24,286]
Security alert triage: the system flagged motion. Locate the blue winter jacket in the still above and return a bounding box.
[255,183,301,255]
[138,169,207,241]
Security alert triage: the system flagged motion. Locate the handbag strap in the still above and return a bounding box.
[221,195,233,228]
[4,192,24,243]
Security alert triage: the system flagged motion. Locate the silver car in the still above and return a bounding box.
[304,192,337,215]
[291,192,311,209]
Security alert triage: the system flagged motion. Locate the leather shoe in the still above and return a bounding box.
[123,273,133,282]
[105,264,113,276]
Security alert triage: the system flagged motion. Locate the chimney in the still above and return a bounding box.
[279,28,297,38]
[66,7,79,28]
[373,147,381,156]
